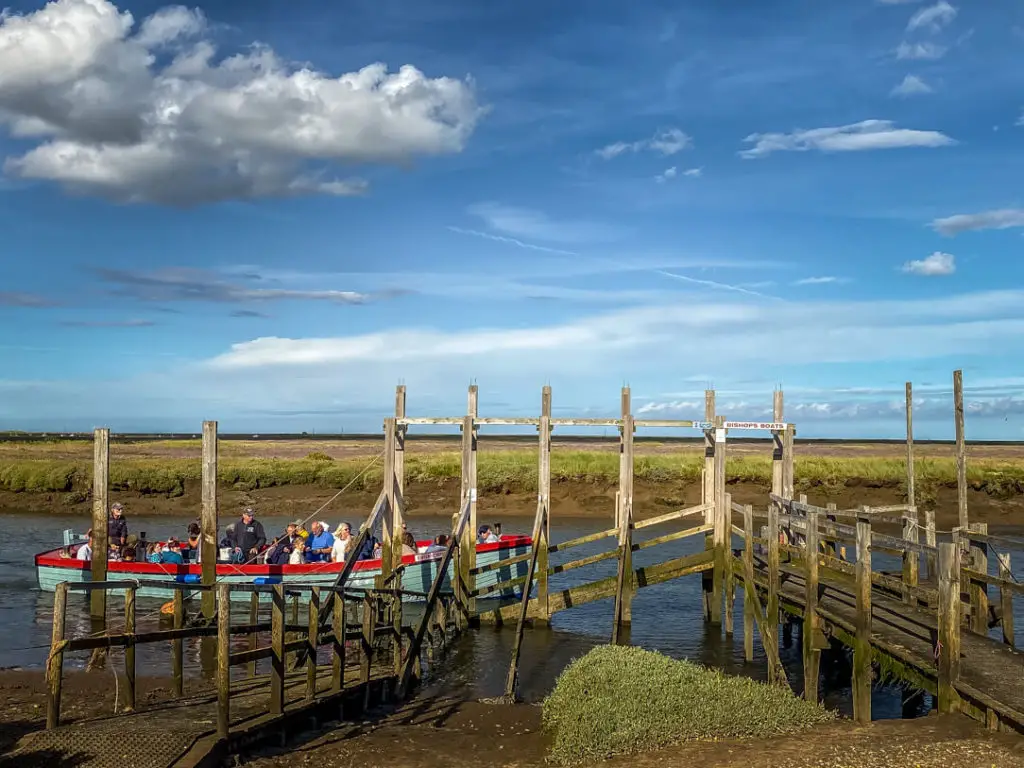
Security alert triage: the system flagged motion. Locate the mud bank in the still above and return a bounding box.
[3,478,1023,533]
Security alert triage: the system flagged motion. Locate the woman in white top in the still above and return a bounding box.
[76,530,93,561]
[331,522,353,563]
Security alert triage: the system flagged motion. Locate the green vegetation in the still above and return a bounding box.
[0,448,1022,496]
[541,645,835,764]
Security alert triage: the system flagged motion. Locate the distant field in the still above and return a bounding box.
[2,437,1023,500]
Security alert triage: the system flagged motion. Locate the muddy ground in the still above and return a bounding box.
[4,479,1023,534]
[2,669,1022,768]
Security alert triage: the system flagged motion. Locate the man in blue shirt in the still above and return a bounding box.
[306,521,334,562]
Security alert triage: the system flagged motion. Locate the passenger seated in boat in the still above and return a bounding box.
[77,530,93,561]
[264,536,292,566]
[401,531,417,556]
[306,521,334,563]
[227,508,267,564]
[108,542,122,562]
[108,502,128,547]
[185,522,200,559]
[289,538,307,565]
[121,544,137,563]
[478,525,499,544]
[331,522,353,563]
[423,534,448,554]
[146,539,185,565]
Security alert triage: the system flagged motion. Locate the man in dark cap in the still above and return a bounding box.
[108,502,128,547]
[228,507,266,563]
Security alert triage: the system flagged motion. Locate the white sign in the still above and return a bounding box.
[693,421,714,429]
[724,421,787,431]
[715,428,726,443]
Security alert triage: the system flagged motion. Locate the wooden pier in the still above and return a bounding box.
[16,368,1024,765]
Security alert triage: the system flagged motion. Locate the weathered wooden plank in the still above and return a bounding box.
[270,583,285,715]
[743,505,755,662]
[725,493,736,637]
[803,510,821,703]
[201,420,218,619]
[998,552,1015,647]
[45,582,68,729]
[633,502,711,531]
[767,497,781,682]
[969,523,990,636]
[308,587,321,699]
[702,390,716,623]
[742,505,789,689]
[549,526,618,553]
[538,386,552,619]
[711,414,727,626]
[954,370,968,531]
[632,523,714,552]
[124,587,136,712]
[938,542,962,714]
[217,583,231,737]
[504,499,548,699]
[853,517,872,723]
[906,382,915,508]
[172,589,184,696]
[90,427,109,621]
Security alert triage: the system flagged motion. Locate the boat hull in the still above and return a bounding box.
[35,536,532,604]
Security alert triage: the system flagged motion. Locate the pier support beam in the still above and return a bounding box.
[937,542,962,713]
[536,386,552,623]
[906,382,915,508]
[617,388,635,625]
[90,427,109,621]
[803,509,822,703]
[460,385,479,622]
[710,414,726,626]
[382,416,400,578]
[853,515,872,723]
[200,420,218,620]
[702,389,716,622]
[954,369,968,535]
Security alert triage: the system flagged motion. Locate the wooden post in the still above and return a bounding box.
[124,587,137,712]
[392,573,404,679]
[618,391,635,625]
[953,369,968,534]
[782,426,795,501]
[248,592,259,677]
[853,516,872,723]
[307,587,320,700]
[906,382,916,508]
[382,416,399,578]
[742,505,755,662]
[824,502,837,558]
[968,523,989,636]
[998,552,1014,647]
[771,390,784,500]
[925,509,937,580]
[702,389,716,622]
[619,387,631,529]
[360,594,374,702]
[537,386,552,622]
[201,421,218,620]
[332,590,345,692]
[395,384,406,497]
[270,583,285,715]
[803,510,821,703]
[216,584,231,738]
[90,428,109,620]
[766,498,781,682]
[902,506,919,605]
[711,414,727,626]
[937,542,962,713]
[461,385,479,620]
[611,486,634,643]
[725,491,735,637]
[172,589,184,696]
[45,582,68,729]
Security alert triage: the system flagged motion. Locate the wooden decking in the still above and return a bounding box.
[732,494,1024,733]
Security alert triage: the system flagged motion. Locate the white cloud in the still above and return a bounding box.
[682,167,703,177]
[906,1,957,33]
[901,252,955,275]
[466,202,623,244]
[202,288,1024,373]
[739,119,954,158]
[596,128,691,159]
[896,41,947,59]
[890,74,933,96]
[794,276,840,285]
[932,208,1024,235]
[0,0,481,204]
[655,166,677,183]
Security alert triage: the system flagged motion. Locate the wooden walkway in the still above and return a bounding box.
[9,666,395,768]
[731,494,1024,733]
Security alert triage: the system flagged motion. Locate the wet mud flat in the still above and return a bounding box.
[241,695,1024,768]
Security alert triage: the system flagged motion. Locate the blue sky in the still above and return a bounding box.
[2,0,1024,439]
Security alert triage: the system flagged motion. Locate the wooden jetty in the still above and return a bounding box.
[17,369,1024,765]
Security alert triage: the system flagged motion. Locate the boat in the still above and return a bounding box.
[34,534,534,604]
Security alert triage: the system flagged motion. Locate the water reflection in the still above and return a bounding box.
[5,511,1023,722]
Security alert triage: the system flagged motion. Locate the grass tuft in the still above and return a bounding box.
[541,645,835,765]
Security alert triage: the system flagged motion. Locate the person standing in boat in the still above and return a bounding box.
[108,502,128,547]
[229,507,266,564]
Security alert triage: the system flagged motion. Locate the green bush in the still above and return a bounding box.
[541,645,835,765]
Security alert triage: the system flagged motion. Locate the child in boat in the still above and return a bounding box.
[76,530,93,561]
[289,538,307,565]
